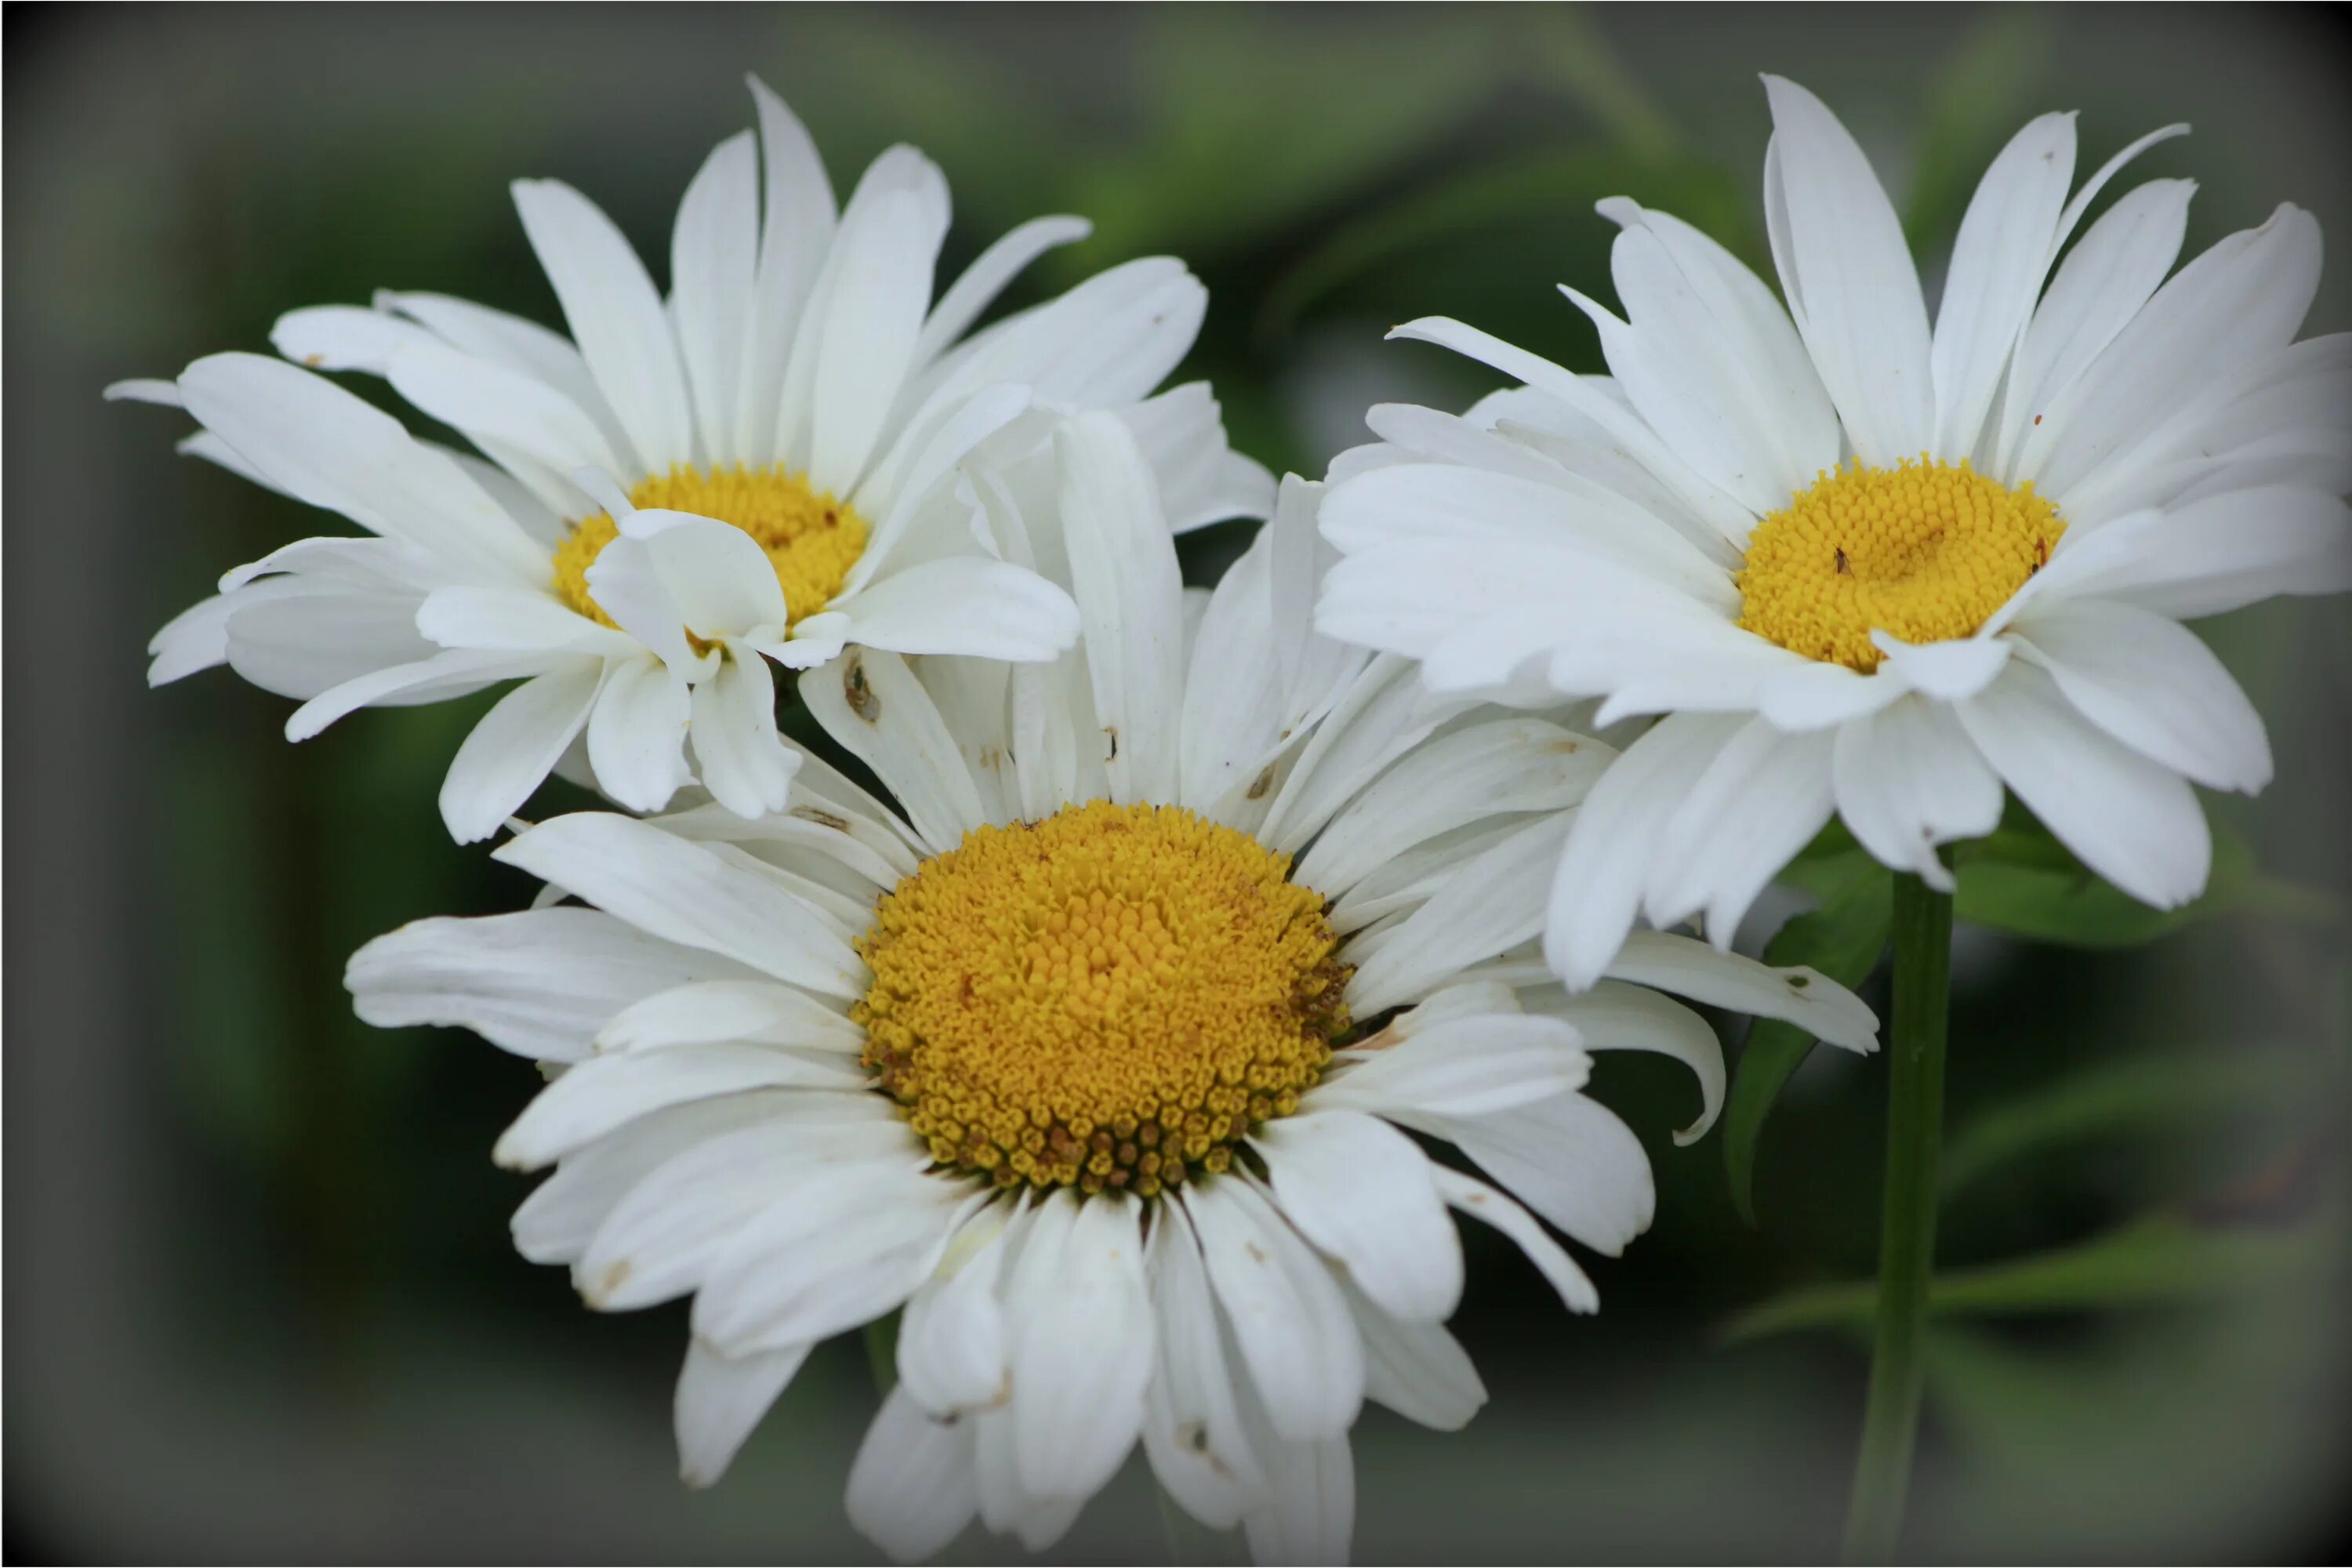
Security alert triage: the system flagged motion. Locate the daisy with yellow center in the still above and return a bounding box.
[1319,74,2350,986]
[116,74,1272,842]
[347,419,1878,1563]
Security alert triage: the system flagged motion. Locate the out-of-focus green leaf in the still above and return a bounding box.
[1719,1214,2327,1345]
[1261,148,1747,332]
[1941,1051,2330,1198]
[1506,6,1680,160]
[1072,13,1494,266]
[1723,851,1893,1227]
[1901,7,2056,253]
[1954,812,2342,949]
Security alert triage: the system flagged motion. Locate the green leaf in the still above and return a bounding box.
[1900,7,2056,253]
[1719,1214,2325,1345]
[1722,854,1894,1227]
[1259,147,1746,334]
[1954,811,2342,949]
[1940,1051,2329,1199]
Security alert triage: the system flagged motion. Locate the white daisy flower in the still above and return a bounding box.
[346,416,1876,1562]
[1316,75,2352,989]
[113,75,1269,840]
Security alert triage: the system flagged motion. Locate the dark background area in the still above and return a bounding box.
[8,4,2352,1561]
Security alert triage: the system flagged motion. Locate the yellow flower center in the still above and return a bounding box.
[855,800,1350,1199]
[551,465,869,628]
[1735,458,2061,672]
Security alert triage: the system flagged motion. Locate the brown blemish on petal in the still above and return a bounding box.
[1245,764,1277,800]
[794,806,852,833]
[844,654,880,722]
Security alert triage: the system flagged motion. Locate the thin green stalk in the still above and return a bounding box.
[862,1312,900,1392]
[1842,870,1953,1563]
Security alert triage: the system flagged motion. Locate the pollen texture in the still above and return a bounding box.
[855,801,1350,1199]
[552,465,869,627]
[1735,458,2061,672]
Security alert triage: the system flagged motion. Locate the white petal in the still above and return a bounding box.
[585,653,693,815]
[345,906,752,1062]
[493,812,867,996]
[1428,1164,1599,1311]
[413,585,635,657]
[512,177,695,470]
[913,214,1091,368]
[510,1094,797,1264]
[797,648,989,854]
[1346,813,1570,1016]
[618,510,793,640]
[690,1158,958,1353]
[1929,112,2076,459]
[2008,488,2352,624]
[1007,1191,1153,1501]
[1755,659,1910,731]
[845,1385,979,1563]
[597,978,860,1055]
[1058,412,1187,806]
[1543,713,1746,989]
[1316,1008,1588,1121]
[494,1045,866,1170]
[1600,928,1880,1055]
[1532,980,1727,1145]
[1256,1112,1462,1324]
[837,557,1079,662]
[675,1338,810,1487]
[1867,631,2011,702]
[1141,1206,1265,1530]
[808,183,948,492]
[1183,1180,1364,1443]
[439,659,604,842]
[1649,717,1837,942]
[383,334,622,477]
[1343,1279,1486,1432]
[1116,381,1276,532]
[2009,597,2270,793]
[691,646,799,819]
[1831,691,2005,887]
[284,648,547,741]
[1761,76,1934,464]
[2028,205,2322,496]
[1956,660,2212,908]
[1995,178,2194,472]
[734,75,839,462]
[176,352,546,585]
[897,1207,1017,1419]
[670,130,760,466]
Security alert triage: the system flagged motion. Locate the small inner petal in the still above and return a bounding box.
[554,465,869,627]
[856,801,1351,1199]
[1735,457,2063,672]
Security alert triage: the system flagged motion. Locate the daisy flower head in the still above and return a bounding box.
[347,416,1876,1562]
[1316,75,2352,989]
[114,76,1270,841]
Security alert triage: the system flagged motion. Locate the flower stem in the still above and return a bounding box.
[1842,869,1952,1564]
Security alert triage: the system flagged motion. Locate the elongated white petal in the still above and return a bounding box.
[798,648,988,854]
[1257,1112,1462,1323]
[1929,112,2076,459]
[897,1207,1017,1419]
[346,906,753,1062]
[439,659,604,842]
[1006,1191,1152,1501]
[1649,717,1837,943]
[512,177,695,471]
[494,812,866,996]
[676,1338,810,1487]
[1141,1206,1265,1530]
[1831,691,2004,889]
[670,131,760,466]
[597,978,858,1055]
[2009,597,2270,793]
[1428,1165,1599,1311]
[1958,661,2212,909]
[1058,412,1187,805]
[1184,1180,1364,1444]
[585,653,694,815]
[494,1044,866,1170]
[846,1385,979,1563]
[1343,1277,1486,1432]
[837,557,1079,662]
[1761,76,1934,465]
[691,645,798,820]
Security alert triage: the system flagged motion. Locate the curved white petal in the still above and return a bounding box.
[1256,1111,1463,1324]
[1830,693,2003,889]
[845,1385,980,1563]
[439,659,604,842]
[675,1337,810,1487]
[1183,1179,1364,1445]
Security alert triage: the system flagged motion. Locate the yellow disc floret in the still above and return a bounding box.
[552,465,869,628]
[1735,458,2061,672]
[855,801,1350,1199]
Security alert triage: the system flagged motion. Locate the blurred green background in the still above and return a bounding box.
[6,4,2350,1560]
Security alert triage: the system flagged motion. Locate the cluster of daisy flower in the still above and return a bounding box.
[120,72,2346,1563]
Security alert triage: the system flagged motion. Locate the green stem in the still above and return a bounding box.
[1842,870,1953,1563]
[862,1312,900,1393]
